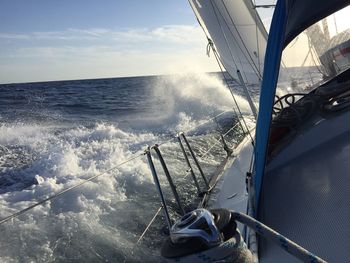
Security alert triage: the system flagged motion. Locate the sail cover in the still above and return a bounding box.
[254,0,350,207]
[189,0,268,85]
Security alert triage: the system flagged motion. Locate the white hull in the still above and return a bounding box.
[206,134,253,232]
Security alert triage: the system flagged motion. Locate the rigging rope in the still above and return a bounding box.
[211,45,255,144]
[307,35,327,76]
[208,0,240,71]
[253,0,262,75]
[232,211,327,263]
[221,0,262,79]
[189,0,255,144]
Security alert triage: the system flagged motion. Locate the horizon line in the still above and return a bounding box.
[0,71,221,86]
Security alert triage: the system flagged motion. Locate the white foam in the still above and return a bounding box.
[0,122,161,261]
[127,72,252,135]
[151,72,251,119]
[0,72,250,261]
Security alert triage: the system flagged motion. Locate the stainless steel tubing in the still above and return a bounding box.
[179,132,209,188]
[152,145,185,215]
[176,135,202,195]
[145,147,172,229]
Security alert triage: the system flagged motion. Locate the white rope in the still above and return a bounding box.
[253,0,262,74]
[123,206,163,263]
[136,206,163,244]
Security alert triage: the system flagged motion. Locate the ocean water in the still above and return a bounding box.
[0,73,253,262]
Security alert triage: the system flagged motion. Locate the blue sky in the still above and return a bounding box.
[0,1,197,32]
[0,1,273,84]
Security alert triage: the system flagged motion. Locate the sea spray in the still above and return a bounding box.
[0,73,246,262]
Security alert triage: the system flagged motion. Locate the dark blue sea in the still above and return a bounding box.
[0,73,254,262]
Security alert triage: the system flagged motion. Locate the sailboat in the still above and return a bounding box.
[156,0,350,262]
[1,1,349,262]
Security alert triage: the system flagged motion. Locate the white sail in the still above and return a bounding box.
[189,0,268,85]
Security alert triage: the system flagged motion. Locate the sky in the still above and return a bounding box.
[0,1,273,84]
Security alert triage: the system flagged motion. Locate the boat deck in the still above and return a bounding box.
[207,135,253,232]
[259,112,350,262]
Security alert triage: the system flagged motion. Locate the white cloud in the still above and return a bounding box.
[0,33,30,40]
[151,25,203,43]
[0,25,204,44]
[0,47,218,83]
[110,26,201,44]
[0,25,217,83]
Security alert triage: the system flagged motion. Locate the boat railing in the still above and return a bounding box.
[143,115,250,229]
[120,114,251,261]
[177,132,209,192]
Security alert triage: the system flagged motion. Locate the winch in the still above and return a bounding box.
[161,208,254,263]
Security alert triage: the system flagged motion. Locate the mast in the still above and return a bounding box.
[322,19,331,41]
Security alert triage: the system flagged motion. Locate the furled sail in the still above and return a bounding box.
[189,0,268,85]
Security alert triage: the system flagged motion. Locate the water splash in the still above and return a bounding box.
[0,73,245,262]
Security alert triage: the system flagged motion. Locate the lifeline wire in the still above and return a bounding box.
[126,118,241,262]
[134,120,245,252]
[198,121,241,160]
[0,111,243,263]
[156,109,233,148]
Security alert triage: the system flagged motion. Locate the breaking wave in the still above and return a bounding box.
[0,72,248,262]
